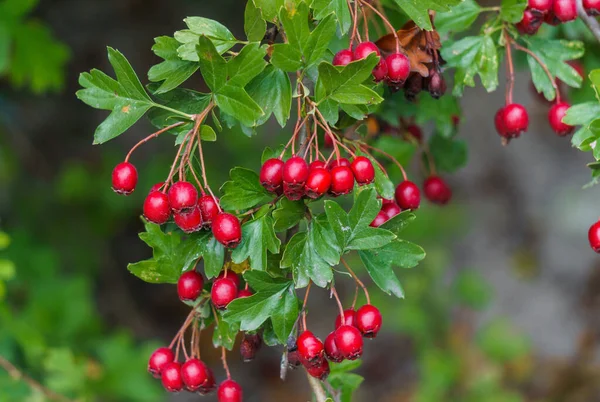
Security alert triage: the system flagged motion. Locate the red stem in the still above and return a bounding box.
[341,258,370,305]
[125,121,186,163]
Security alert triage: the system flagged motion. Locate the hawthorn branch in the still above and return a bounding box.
[0,355,74,402]
[306,371,328,402]
[577,0,600,43]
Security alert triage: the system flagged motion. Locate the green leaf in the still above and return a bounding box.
[318,55,384,105]
[414,93,461,138]
[213,313,239,350]
[148,36,199,94]
[148,87,210,137]
[371,136,417,166]
[273,198,306,231]
[500,0,527,23]
[305,14,337,66]
[281,227,334,288]
[252,0,285,22]
[358,239,425,297]
[231,212,281,271]
[311,214,342,265]
[43,348,86,395]
[175,17,237,60]
[358,152,394,200]
[279,1,310,50]
[77,47,155,144]
[226,43,268,88]
[428,133,467,173]
[220,167,272,211]
[478,320,530,363]
[435,0,481,34]
[445,35,499,95]
[214,84,264,127]
[391,0,462,31]
[329,372,364,402]
[196,36,227,92]
[591,69,600,100]
[453,269,492,309]
[246,65,293,127]
[245,0,267,42]
[312,0,352,34]
[201,235,225,279]
[380,211,416,235]
[271,44,304,72]
[270,286,300,343]
[0,25,12,75]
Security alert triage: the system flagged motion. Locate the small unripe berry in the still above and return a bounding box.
[181,358,209,392]
[548,102,574,136]
[356,304,383,338]
[351,156,375,185]
[306,358,330,380]
[211,277,238,309]
[330,166,355,196]
[382,202,402,219]
[161,362,183,392]
[168,181,198,212]
[395,181,421,210]
[334,325,363,360]
[260,158,285,193]
[283,156,309,189]
[148,347,174,378]
[385,53,410,85]
[333,49,354,66]
[143,191,171,224]
[177,271,204,301]
[198,195,220,227]
[584,0,600,15]
[217,379,243,402]
[111,162,138,195]
[174,206,203,233]
[353,41,380,60]
[423,176,452,205]
[212,213,242,248]
[305,168,332,198]
[589,220,600,253]
[370,211,388,227]
[553,0,577,22]
[324,332,344,363]
[297,330,324,365]
[335,308,357,329]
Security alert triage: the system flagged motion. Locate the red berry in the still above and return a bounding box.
[372,58,388,82]
[143,191,171,224]
[548,102,574,136]
[584,0,600,15]
[382,202,402,219]
[452,115,460,127]
[305,168,332,199]
[427,68,447,99]
[174,206,203,233]
[324,332,344,363]
[406,124,423,142]
[198,195,220,226]
[211,277,238,309]
[334,325,363,360]
[161,362,183,392]
[240,333,262,362]
[553,0,577,22]
[260,158,285,193]
[330,166,355,196]
[283,182,305,200]
[149,182,165,193]
[353,41,380,60]
[529,0,552,13]
[297,331,324,365]
[324,134,334,148]
[517,9,543,35]
[351,156,375,185]
[385,53,410,85]
[333,49,354,66]
[381,197,395,206]
[395,181,421,210]
[177,271,204,301]
[212,213,242,248]
[168,181,198,212]
[423,176,452,205]
[370,211,389,227]
[283,156,309,188]
[356,304,383,338]
[287,350,302,369]
[198,364,216,394]
[238,289,253,298]
[148,347,174,378]
[181,358,209,392]
[327,157,351,169]
[306,358,330,380]
[502,103,529,138]
[589,220,600,253]
[544,9,561,25]
[111,162,137,195]
[309,160,327,171]
[335,308,357,328]
[217,271,240,289]
[217,379,243,402]
[495,107,507,137]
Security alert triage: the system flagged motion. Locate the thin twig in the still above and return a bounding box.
[306,371,328,402]
[503,29,515,105]
[577,0,600,42]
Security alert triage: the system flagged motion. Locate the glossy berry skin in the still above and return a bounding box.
[143,191,171,224]
[529,0,552,12]
[334,325,363,360]
[584,0,600,15]
[423,176,452,205]
[333,49,354,66]
[309,160,327,171]
[198,195,219,226]
[217,271,240,289]
[181,359,208,392]
[198,364,216,394]
[548,102,574,136]
[211,277,238,309]
[161,362,183,392]
[305,168,332,198]
[385,53,410,85]
[330,166,355,196]
[395,181,421,210]
[149,182,165,193]
[356,304,383,338]
[148,347,174,378]
[324,134,334,148]
[217,379,243,402]
[327,157,351,169]
[260,158,284,193]
[553,0,577,22]
[335,308,357,329]
[212,213,242,248]
[168,181,198,212]
[372,59,388,82]
[111,162,138,195]
[517,9,543,35]
[382,202,402,219]
[237,289,253,298]
[283,156,309,188]
[353,41,379,60]
[177,271,204,301]
[297,331,324,365]
[174,207,202,233]
[501,104,529,138]
[589,221,600,252]
[306,358,330,380]
[494,107,507,136]
[351,156,375,185]
[324,332,344,363]
[370,211,389,227]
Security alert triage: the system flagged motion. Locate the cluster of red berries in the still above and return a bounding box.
[333,41,411,88]
[260,155,375,200]
[494,101,574,141]
[517,0,585,35]
[178,270,251,310]
[292,305,382,380]
[111,162,242,248]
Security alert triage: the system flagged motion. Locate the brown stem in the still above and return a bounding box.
[221,347,231,380]
[341,258,370,305]
[504,29,515,105]
[360,0,400,53]
[331,286,346,322]
[125,122,186,163]
[577,0,600,43]
[302,281,312,331]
